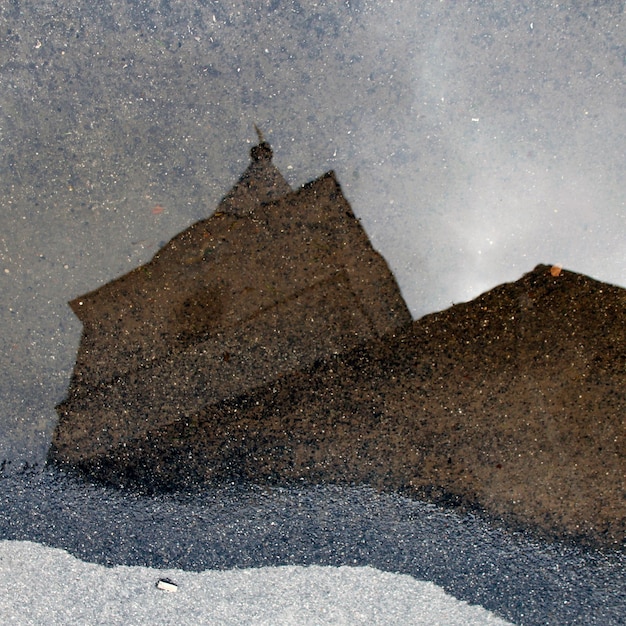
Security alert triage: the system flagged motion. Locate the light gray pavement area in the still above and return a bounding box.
[0,541,515,626]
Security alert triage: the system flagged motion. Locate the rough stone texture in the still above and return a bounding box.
[49,145,625,550]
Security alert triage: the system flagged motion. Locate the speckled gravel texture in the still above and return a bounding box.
[1,3,624,623]
[0,468,625,625]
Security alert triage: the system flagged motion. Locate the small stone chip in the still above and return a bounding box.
[156,578,178,592]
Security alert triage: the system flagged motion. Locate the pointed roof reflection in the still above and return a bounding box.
[51,132,412,481]
[219,130,292,215]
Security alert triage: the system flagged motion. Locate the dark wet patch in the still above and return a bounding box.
[1,467,626,626]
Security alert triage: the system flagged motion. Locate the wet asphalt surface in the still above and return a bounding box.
[2,4,624,625]
[0,466,624,626]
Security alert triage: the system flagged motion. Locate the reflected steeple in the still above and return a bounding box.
[49,135,412,486]
[219,127,292,215]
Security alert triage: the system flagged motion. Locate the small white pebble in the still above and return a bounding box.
[156,578,178,592]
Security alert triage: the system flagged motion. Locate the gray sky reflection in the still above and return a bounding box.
[0,1,624,460]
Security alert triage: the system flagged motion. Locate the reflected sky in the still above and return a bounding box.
[0,1,624,460]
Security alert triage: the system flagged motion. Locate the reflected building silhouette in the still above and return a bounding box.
[48,137,625,550]
[50,137,411,479]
